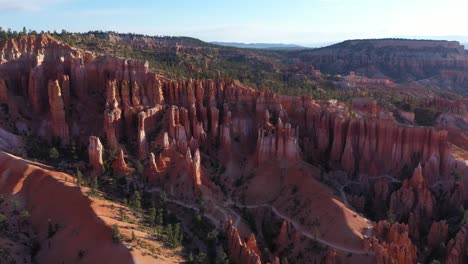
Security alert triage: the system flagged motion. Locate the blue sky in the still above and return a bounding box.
[1,0,468,45]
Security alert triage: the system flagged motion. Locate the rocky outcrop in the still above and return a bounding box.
[47,79,69,144]
[427,221,448,252]
[445,224,468,264]
[191,149,202,188]
[88,136,104,175]
[112,149,134,177]
[144,152,159,183]
[104,79,122,150]
[389,164,433,222]
[372,221,418,264]
[256,119,300,163]
[224,218,262,264]
[276,220,290,250]
[303,101,465,184]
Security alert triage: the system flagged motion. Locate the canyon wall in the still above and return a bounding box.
[0,35,467,263]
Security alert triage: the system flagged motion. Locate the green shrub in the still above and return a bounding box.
[414,107,440,126]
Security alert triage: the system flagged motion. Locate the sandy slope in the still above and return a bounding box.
[0,151,184,264]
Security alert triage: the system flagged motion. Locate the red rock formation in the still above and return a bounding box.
[322,247,336,264]
[104,79,122,150]
[224,218,262,264]
[192,149,202,189]
[88,136,104,175]
[0,78,8,101]
[271,257,280,264]
[146,74,164,104]
[445,224,468,264]
[112,149,134,177]
[427,221,448,252]
[137,112,148,159]
[256,119,300,163]
[245,234,261,256]
[1,35,467,264]
[144,152,159,183]
[372,221,418,264]
[47,79,69,144]
[389,164,434,221]
[163,132,170,150]
[276,220,290,250]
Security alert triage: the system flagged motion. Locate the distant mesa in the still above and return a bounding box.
[210,41,307,50]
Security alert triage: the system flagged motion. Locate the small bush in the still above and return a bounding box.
[112,224,122,243]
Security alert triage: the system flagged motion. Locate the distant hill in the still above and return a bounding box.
[286,38,468,90]
[211,41,306,50]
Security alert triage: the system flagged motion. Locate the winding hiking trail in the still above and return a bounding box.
[148,187,374,256]
[224,200,374,255]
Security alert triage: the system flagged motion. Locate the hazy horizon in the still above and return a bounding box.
[2,0,468,46]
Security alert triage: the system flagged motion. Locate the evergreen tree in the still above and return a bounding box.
[147,207,157,226]
[75,168,83,187]
[188,251,194,263]
[130,191,142,211]
[195,252,206,263]
[131,230,137,241]
[90,176,98,196]
[0,214,7,231]
[156,208,164,225]
[160,191,167,206]
[49,147,60,160]
[173,223,183,246]
[112,224,122,243]
[215,246,229,264]
[22,26,27,36]
[70,140,78,160]
[166,224,174,246]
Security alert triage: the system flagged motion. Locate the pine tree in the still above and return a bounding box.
[0,214,7,231]
[160,191,167,206]
[156,208,164,225]
[112,224,122,243]
[90,176,98,196]
[49,147,60,160]
[147,207,157,226]
[173,223,182,246]
[215,246,229,264]
[130,191,141,211]
[22,26,27,36]
[70,140,78,160]
[188,251,194,263]
[76,168,83,187]
[166,224,174,246]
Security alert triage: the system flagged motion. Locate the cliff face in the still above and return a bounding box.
[3,35,460,185]
[290,39,468,89]
[224,219,262,264]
